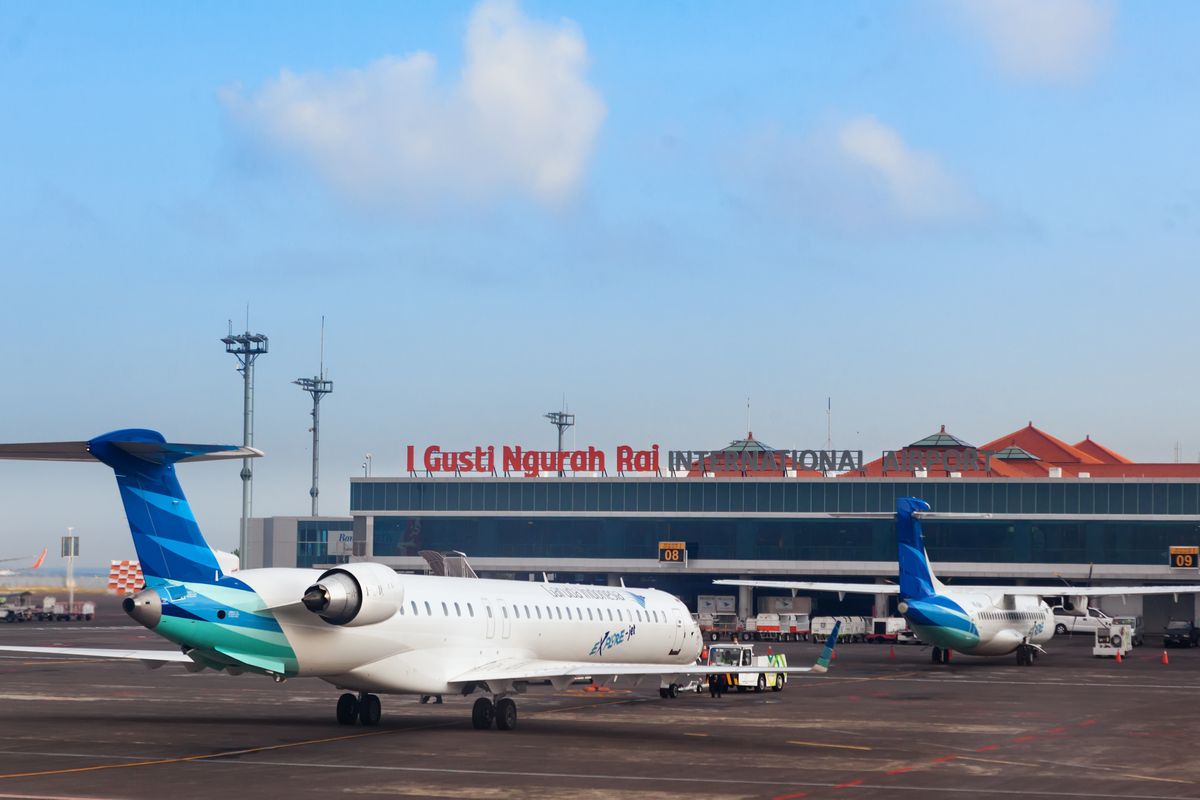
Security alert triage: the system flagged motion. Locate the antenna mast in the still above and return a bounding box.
[294,317,333,515]
[825,397,832,451]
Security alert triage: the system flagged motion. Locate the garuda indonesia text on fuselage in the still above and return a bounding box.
[719,497,1200,666]
[0,429,840,730]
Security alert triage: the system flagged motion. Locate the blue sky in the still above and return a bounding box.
[1,1,1199,565]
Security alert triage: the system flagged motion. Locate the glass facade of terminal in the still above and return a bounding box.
[352,479,1200,566]
[296,519,354,569]
[352,479,1200,516]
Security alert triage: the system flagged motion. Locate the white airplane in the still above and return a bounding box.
[0,547,47,576]
[0,429,840,730]
[718,497,1200,666]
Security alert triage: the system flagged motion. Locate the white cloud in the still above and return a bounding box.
[220,0,605,208]
[734,116,978,232]
[948,0,1114,82]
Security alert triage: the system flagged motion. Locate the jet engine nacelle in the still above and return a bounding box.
[1060,595,1088,615]
[302,562,403,627]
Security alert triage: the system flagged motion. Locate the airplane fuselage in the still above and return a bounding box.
[901,591,1055,656]
[143,567,704,695]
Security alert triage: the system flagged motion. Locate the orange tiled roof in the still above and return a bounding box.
[978,422,1100,465]
[1072,435,1133,464]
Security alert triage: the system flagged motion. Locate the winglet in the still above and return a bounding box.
[31,548,46,570]
[812,621,841,674]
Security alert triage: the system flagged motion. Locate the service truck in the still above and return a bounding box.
[705,642,788,693]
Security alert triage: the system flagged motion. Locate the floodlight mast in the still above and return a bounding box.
[544,409,575,476]
[222,324,268,565]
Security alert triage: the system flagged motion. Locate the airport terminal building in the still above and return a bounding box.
[248,424,1200,630]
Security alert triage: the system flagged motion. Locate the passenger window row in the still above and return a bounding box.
[397,600,666,623]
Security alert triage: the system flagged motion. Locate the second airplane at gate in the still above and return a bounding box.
[719,497,1200,666]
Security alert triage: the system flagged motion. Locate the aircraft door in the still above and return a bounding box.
[482,598,495,639]
[670,608,684,654]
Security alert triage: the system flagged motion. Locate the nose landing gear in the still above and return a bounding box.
[1016,644,1037,666]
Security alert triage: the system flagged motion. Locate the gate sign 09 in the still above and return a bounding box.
[658,541,687,564]
[1169,546,1198,569]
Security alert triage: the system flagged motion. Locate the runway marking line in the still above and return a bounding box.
[0,721,454,781]
[787,741,871,751]
[886,767,915,775]
[974,745,998,752]
[832,778,863,789]
[683,732,708,737]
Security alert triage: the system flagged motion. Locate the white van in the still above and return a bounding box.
[1051,605,1112,636]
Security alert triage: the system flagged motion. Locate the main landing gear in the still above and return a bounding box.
[931,646,952,664]
[1016,644,1037,666]
[658,683,680,699]
[472,696,518,730]
[336,692,382,726]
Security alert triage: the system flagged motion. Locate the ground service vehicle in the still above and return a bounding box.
[697,612,740,641]
[1163,619,1200,647]
[705,643,787,692]
[1051,606,1112,636]
[1110,615,1144,646]
[867,617,909,643]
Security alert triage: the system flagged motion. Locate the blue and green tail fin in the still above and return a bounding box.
[0,429,259,586]
[812,620,842,673]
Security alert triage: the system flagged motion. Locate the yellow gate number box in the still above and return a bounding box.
[658,541,687,564]
[1169,546,1198,569]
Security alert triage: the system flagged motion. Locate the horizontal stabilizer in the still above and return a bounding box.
[0,436,261,465]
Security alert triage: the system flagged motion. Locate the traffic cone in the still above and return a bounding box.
[889,646,896,659]
[1115,650,1122,664]
[1162,649,1169,665]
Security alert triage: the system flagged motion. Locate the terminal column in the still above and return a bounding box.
[738,577,753,621]
[874,577,890,618]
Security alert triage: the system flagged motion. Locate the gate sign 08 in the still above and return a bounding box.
[1169,546,1198,569]
[658,541,687,564]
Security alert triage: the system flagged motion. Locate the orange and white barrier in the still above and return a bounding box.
[107,560,145,595]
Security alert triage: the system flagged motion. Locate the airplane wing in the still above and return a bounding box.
[714,579,899,595]
[0,645,192,667]
[715,578,1200,598]
[978,584,1200,597]
[451,623,841,689]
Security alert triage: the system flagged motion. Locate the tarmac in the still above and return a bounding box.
[1,597,1199,799]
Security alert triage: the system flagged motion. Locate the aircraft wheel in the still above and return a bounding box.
[669,683,680,698]
[931,647,942,664]
[336,693,359,725]
[471,697,495,730]
[358,693,381,726]
[658,687,668,699]
[755,674,766,693]
[495,698,517,731]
